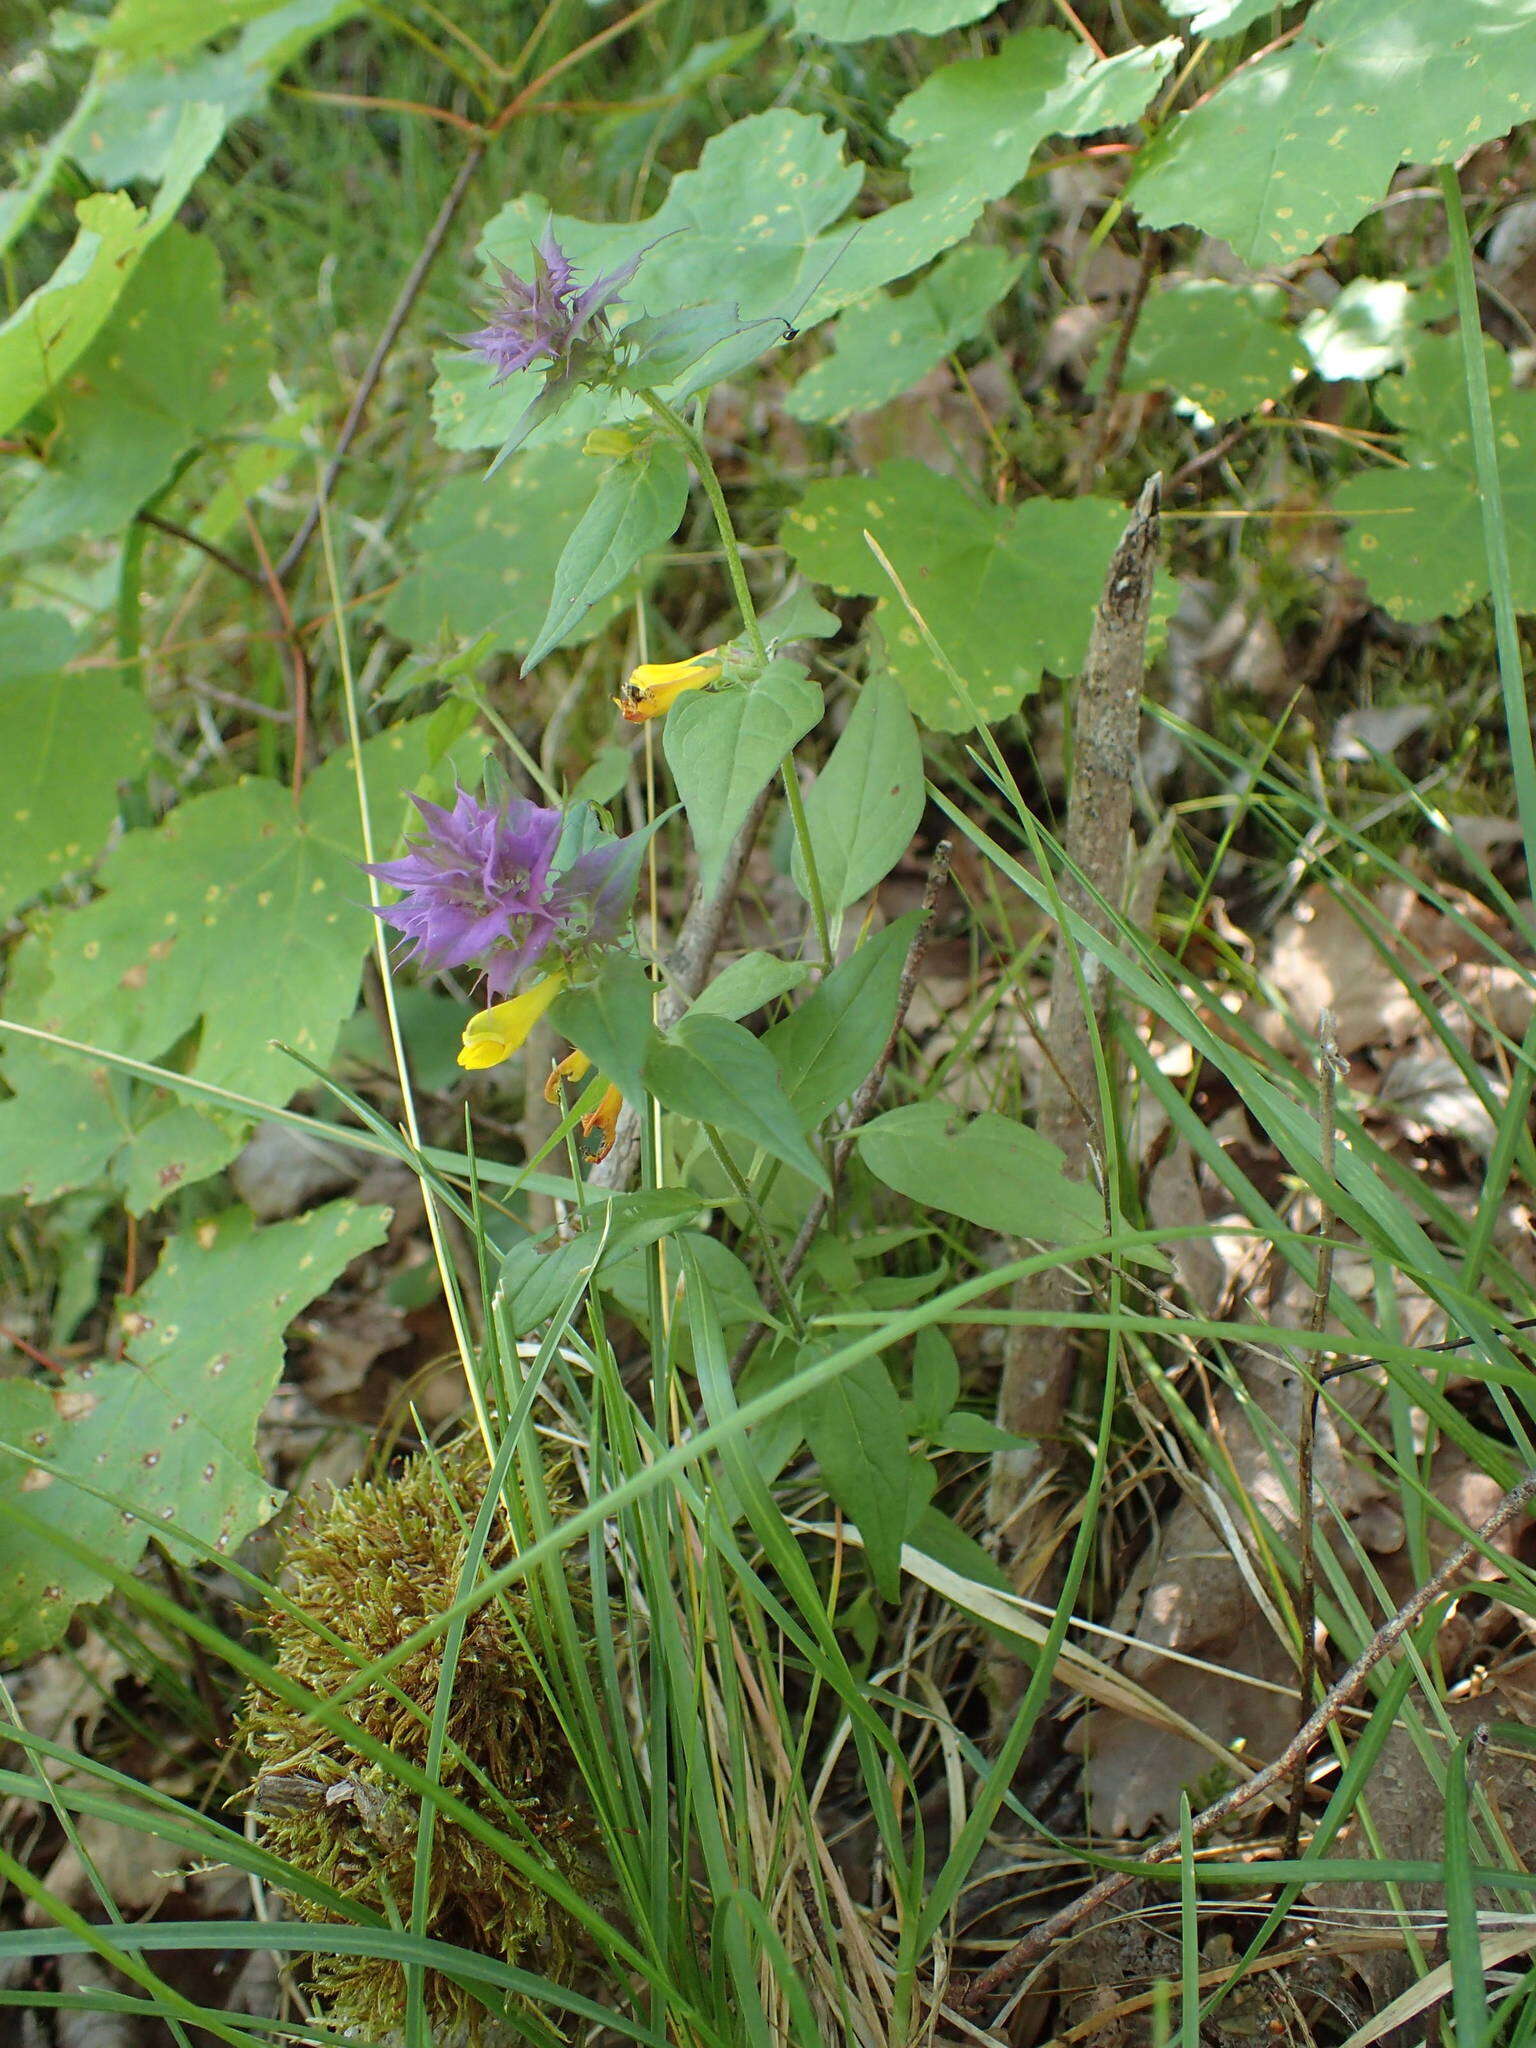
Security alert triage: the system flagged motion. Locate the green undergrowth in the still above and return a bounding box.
[3,1,1536,2042]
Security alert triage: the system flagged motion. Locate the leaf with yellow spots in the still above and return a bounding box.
[380,436,631,651]
[0,226,272,558]
[1132,0,1536,267]
[1335,331,1536,623]
[1102,280,1306,421]
[0,638,154,924]
[0,1199,388,1660]
[783,461,1136,730]
[0,105,221,437]
[436,108,992,450]
[889,28,1177,214]
[0,717,460,1207]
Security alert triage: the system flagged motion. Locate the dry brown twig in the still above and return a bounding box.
[958,1463,1536,2020]
[988,475,1162,1581]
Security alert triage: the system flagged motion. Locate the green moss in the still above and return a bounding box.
[239,1434,601,2041]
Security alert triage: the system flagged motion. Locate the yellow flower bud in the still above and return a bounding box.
[457,971,567,1071]
[542,1046,593,1104]
[614,650,723,724]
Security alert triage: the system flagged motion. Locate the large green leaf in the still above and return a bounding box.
[802,1355,913,1600]
[0,661,155,922]
[690,953,812,1022]
[0,1200,388,1660]
[435,110,994,451]
[0,228,272,558]
[379,441,621,656]
[856,1103,1105,1242]
[1163,0,1274,30]
[1334,332,1536,622]
[784,461,1131,729]
[793,675,923,912]
[644,1014,829,1190]
[89,0,318,59]
[1109,280,1305,420]
[794,0,994,37]
[5,694,147,929]
[766,914,916,1129]
[68,1,358,187]
[664,660,823,892]
[523,440,689,668]
[0,721,449,1206]
[0,105,221,437]
[788,244,1022,424]
[1133,0,1536,266]
[891,29,1177,211]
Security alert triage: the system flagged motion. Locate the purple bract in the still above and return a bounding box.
[366,788,639,1001]
[459,225,640,387]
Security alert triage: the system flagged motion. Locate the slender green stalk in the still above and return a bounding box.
[703,1124,807,1339]
[1439,165,1536,1282]
[639,387,834,965]
[1439,166,1536,889]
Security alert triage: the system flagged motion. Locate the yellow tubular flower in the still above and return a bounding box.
[457,970,567,1071]
[542,1046,593,1104]
[580,1083,624,1164]
[615,649,723,724]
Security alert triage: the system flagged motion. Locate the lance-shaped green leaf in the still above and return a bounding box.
[644,1014,829,1190]
[765,913,916,1128]
[664,660,823,893]
[856,1103,1105,1243]
[379,440,624,656]
[0,1199,389,1660]
[690,953,812,1022]
[550,953,657,1110]
[523,441,688,668]
[791,674,923,911]
[436,109,990,452]
[497,1189,703,1337]
[1132,0,1536,267]
[802,1355,913,1601]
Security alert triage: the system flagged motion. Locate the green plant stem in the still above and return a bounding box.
[1440,165,1536,1283]
[1440,166,1536,876]
[702,1125,806,1341]
[639,387,834,966]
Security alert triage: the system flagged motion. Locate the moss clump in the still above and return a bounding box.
[238,1433,601,2041]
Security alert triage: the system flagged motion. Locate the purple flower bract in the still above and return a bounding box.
[366,787,642,1002]
[459,226,640,387]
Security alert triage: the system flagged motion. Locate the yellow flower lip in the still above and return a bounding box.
[614,650,723,724]
[457,971,567,1071]
[542,1046,593,1104]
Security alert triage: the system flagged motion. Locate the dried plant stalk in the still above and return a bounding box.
[989,476,1162,1573]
